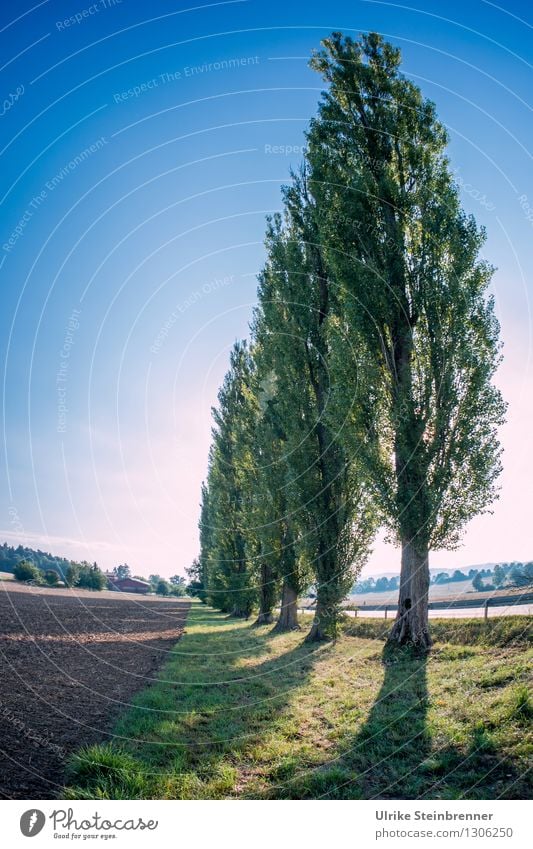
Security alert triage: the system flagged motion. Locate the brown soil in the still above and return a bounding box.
[0,582,189,799]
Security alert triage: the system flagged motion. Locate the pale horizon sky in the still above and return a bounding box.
[1,0,532,579]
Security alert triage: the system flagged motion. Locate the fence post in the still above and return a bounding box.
[484,599,490,622]
[384,606,388,620]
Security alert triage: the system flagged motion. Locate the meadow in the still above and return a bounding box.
[65,602,532,800]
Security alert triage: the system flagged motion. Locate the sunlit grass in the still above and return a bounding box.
[64,605,532,799]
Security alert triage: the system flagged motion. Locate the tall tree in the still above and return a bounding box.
[253,365,306,630]
[307,32,505,647]
[204,342,258,618]
[197,483,213,603]
[113,563,131,580]
[203,343,298,627]
[186,556,208,601]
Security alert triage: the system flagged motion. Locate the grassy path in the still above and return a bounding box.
[65,603,532,799]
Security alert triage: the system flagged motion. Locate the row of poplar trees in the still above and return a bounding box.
[196,33,505,649]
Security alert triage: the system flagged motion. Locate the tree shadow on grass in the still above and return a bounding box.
[282,640,529,800]
[280,642,432,799]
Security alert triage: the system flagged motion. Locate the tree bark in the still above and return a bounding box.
[305,596,330,642]
[253,562,275,626]
[254,610,274,625]
[388,538,431,649]
[229,606,250,619]
[272,580,299,632]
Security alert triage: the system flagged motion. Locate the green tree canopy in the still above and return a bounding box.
[304,32,505,646]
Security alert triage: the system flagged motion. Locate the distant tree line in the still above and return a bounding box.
[112,564,188,596]
[0,542,73,579]
[10,556,107,590]
[354,575,400,594]
[472,562,533,592]
[353,563,533,595]
[146,572,187,597]
[432,568,492,585]
[2,544,189,595]
[2,542,107,588]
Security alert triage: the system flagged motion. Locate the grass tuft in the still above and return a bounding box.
[65,745,150,799]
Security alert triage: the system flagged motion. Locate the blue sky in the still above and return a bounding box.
[1,0,531,577]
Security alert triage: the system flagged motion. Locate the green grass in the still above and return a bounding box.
[64,604,532,800]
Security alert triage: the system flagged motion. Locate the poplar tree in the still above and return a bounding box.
[253,360,308,631]
[194,483,212,603]
[204,342,257,618]
[254,170,374,641]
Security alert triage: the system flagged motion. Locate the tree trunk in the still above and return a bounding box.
[229,606,249,619]
[254,609,274,625]
[272,580,299,632]
[388,538,431,649]
[253,562,275,626]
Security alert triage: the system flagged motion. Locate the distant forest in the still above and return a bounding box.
[353,562,533,594]
[0,542,89,579]
[0,542,187,596]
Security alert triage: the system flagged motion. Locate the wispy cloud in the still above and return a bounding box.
[0,529,121,552]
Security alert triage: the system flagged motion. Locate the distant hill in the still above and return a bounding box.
[355,560,533,596]
[0,542,97,579]
[369,564,498,580]
[429,563,497,575]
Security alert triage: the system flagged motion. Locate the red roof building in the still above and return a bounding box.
[107,576,151,594]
